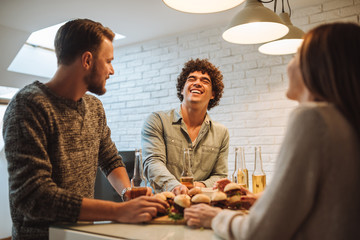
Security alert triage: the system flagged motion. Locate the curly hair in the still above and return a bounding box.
[176,58,224,110]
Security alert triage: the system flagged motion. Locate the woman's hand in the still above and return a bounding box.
[240,187,262,208]
[184,203,222,228]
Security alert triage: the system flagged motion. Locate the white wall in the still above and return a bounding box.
[98,0,360,184]
[0,105,11,238]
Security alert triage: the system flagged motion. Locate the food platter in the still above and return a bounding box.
[147,183,251,225]
[149,209,249,225]
[149,215,186,225]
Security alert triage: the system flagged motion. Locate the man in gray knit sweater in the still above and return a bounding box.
[2,19,167,240]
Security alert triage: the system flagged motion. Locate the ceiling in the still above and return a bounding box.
[0,0,316,89]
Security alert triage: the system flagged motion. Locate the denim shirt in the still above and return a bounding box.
[141,107,229,192]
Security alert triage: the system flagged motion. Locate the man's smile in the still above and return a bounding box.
[190,89,203,94]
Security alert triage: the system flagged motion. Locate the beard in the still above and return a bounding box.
[84,62,106,95]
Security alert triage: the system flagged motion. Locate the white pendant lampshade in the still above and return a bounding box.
[258,12,305,55]
[162,0,246,14]
[222,0,289,44]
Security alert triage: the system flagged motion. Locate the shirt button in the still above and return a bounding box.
[171,139,174,142]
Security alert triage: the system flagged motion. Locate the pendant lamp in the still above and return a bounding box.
[222,0,289,44]
[162,0,246,14]
[258,12,304,55]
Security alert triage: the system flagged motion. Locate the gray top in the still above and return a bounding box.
[141,107,229,192]
[3,81,124,240]
[212,102,360,240]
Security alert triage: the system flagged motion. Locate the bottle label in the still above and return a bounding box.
[180,176,194,189]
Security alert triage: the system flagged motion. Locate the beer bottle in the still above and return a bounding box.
[130,149,147,198]
[236,147,249,188]
[252,146,266,193]
[232,148,238,183]
[180,148,194,189]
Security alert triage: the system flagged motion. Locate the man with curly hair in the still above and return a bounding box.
[141,58,229,195]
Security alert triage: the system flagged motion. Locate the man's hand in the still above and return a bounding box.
[184,203,222,228]
[172,184,189,195]
[145,186,153,196]
[115,196,169,223]
[213,178,231,191]
[194,182,206,188]
[79,197,168,223]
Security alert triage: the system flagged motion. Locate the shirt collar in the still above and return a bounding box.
[173,105,212,126]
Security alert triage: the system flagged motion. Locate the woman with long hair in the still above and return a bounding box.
[184,22,360,240]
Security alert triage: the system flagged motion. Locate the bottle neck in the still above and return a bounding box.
[234,150,238,171]
[182,148,193,177]
[253,146,265,175]
[235,147,247,169]
[131,149,145,186]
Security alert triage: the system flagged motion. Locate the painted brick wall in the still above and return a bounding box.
[98,0,360,185]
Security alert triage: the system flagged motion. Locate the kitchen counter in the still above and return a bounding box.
[50,221,220,240]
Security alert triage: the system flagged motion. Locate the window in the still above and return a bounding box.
[7,22,125,79]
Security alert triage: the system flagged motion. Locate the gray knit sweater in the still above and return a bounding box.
[3,81,124,240]
[212,103,360,240]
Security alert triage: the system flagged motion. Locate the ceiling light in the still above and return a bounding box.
[259,12,304,55]
[162,0,245,14]
[222,0,289,44]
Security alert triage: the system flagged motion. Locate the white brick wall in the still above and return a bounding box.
[98,0,360,186]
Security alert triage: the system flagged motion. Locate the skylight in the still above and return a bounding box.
[7,22,125,79]
[0,86,18,99]
[27,22,65,50]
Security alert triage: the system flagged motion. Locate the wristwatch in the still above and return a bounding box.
[121,187,132,201]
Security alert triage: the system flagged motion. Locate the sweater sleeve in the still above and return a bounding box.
[3,95,82,222]
[212,210,247,240]
[212,106,326,240]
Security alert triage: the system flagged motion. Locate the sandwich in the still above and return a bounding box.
[191,193,210,205]
[168,194,191,220]
[154,193,167,201]
[223,183,246,197]
[227,195,242,210]
[188,187,202,197]
[162,191,175,206]
[153,193,168,216]
[210,191,228,209]
[224,183,248,210]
